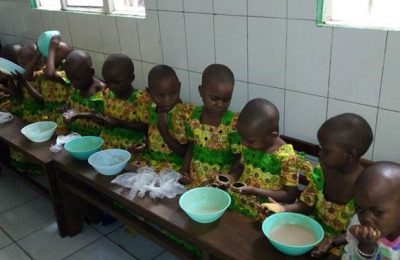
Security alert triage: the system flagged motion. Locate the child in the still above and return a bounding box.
[265,113,373,258]
[99,54,149,150]
[63,50,105,136]
[229,98,308,219]
[342,162,400,260]
[179,64,240,187]
[131,65,193,172]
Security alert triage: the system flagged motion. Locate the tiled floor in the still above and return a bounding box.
[0,170,178,260]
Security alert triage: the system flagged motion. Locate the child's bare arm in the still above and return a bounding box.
[311,234,347,258]
[179,142,193,185]
[157,111,187,157]
[229,154,244,182]
[242,185,298,203]
[44,35,60,80]
[22,52,41,81]
[13,72,44,103]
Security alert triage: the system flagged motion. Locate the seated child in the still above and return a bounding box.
[229,98,308,219]
[342,162,400,260]
[266,113,373,258]
[63,50,105,136]
[99,54,149,150]
[131,65,193,172]
[179,64,240,187]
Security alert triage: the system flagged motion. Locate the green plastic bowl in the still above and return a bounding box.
[64,136,104,160]
[262,212,324,256]
[37,30,60,57]
[21,121,57,142]
[179,187,231,224]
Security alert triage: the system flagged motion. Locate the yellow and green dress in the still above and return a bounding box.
[99,88,150,151]
[185,106,241,187]
[67,88,104,136]
[132,102,193,172]
[299,164,355,256]
[229,144,299,219]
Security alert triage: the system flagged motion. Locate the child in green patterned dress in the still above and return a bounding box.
[229,98,308,219]
[264,113,373,259]
[63,50,105,136]
[99,54,149,151]
[179,64,241,187]
[131,65,193,172]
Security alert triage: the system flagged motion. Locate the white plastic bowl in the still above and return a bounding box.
[88,149,131,176]
[21,121,57,142]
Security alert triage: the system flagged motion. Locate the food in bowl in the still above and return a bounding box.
[88,149,131,176]
[21,121,57,142]
[262,212,324,256]
[179,187,231,224]
[64,136,103,160]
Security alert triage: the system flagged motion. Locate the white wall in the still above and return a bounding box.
[1,0,400,162]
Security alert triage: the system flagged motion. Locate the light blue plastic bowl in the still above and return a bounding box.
[179,187,231,224]
[64,136,104,160]
[88,149,131,176]
[0,58,25,75]
[37,30,60,57]
[262,212,324,256]
[21,121,57,143]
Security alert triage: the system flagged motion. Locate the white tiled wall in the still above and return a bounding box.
[1,0,400,163]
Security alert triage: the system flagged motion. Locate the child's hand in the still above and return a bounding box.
[260,197,285,214]
[49,35,61,50]
[349,225,381,244]
[238,185,255,195]
[156,112,168,130]
[310,237,335,258]
[128,142,147,154]
[62,110,77,124]
[178,174,191,185]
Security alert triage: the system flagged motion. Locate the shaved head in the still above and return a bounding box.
[65,50,92,71]
[202,64,234,87]
[238,98,279,134]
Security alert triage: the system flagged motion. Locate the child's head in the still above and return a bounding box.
[317,113,373,169]
[354,162,400,240]
[199,64,234,116]
[147,65,180,112]
[1,43,23,64]
[237,98,279,151]
[16,43,41,70]
[102,54,135,97]
[65,50,94,91]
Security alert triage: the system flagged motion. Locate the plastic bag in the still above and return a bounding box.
[0,112,13,124]
[49,132,81,153]
[111,167,186,199]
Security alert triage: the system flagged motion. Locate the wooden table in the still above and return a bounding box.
[0,118,67,236]
[54,151,312,260]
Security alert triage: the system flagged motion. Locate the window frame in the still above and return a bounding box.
[317,0,400,31]
[31,0,145,18]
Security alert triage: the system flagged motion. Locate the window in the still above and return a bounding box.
[317,0,400,31]
[32,0,145,17]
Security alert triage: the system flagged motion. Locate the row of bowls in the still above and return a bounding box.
[20,121,324,256]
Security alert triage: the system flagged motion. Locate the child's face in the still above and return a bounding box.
[103,66,134,97]
[354,186,400,240]
[148,76,180,112]
[199,80,233,117]
[237,122,273,151]
[65,64,93,91]
[317,136,348,169]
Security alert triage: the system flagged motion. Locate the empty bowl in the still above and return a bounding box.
[179,187,231,224]
[262,212,324,256]
[21,121,57,142]
[88,149,131,176]
[37,30,60,57]
[64,136,104,160]
[0,58,25,76]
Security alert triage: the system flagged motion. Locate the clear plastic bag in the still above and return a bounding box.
[49,132,81,153]
[111,167,186,199]
[0,112,13,124]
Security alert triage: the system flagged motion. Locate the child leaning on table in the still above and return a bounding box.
[179,64,240,187]
[63,50,105,136]
[228,98,312,219]
[265,113,373,259]
[342,162,400,260]
[130,65,193,172]
[98,53,150,151]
